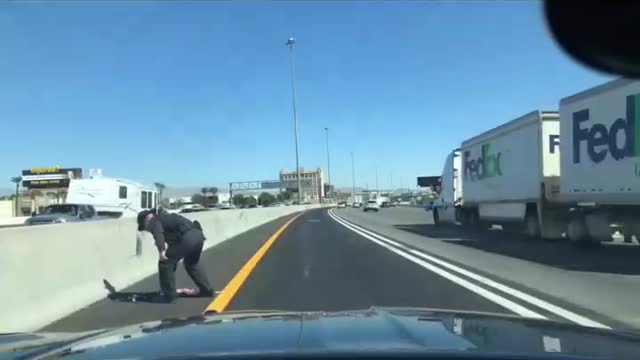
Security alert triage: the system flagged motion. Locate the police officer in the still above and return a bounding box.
[137,208,213,303]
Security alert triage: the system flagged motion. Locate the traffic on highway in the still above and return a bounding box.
[3,1,640,359]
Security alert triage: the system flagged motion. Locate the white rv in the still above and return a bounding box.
[66,176,157,218]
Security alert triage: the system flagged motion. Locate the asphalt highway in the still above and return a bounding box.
[44,207,633,333]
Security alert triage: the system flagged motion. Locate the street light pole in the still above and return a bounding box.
[351,152,356,202]
[287,37,302,205]
[324,127,332,202]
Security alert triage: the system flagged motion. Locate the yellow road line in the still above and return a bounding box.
[203,212,303,314]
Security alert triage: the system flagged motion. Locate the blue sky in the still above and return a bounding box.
[0,1,612,190]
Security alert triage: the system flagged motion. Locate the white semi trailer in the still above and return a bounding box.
[434,78,640,244]
[559,78,640,243]
[433,110,561,239]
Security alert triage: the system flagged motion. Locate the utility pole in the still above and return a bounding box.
[286,37,302,205]
[324,127,332,202]
[375,167,379,196]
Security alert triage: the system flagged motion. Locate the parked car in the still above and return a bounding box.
[179,203,207,213]
[25,204,100,225]
[352,202,362,208]
[363,200,380,212]
[381,202,390,208]
[337,201,347,208]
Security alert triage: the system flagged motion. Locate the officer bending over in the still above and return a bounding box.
[137,208,213,303]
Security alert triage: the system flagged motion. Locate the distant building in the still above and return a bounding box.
[169,196,193,205]
[216,193,231,204]
[279,167,325,201]
[169,192,230,206]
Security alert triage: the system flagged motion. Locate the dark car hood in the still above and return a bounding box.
[2,307,639,359]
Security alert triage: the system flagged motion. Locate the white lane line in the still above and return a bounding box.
[327,210,546,320]
[329,210,612,330]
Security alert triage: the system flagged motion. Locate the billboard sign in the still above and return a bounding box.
[21,167,82,189]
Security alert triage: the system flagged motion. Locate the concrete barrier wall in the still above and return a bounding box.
[0,216,28,226]
[0,205,321,333]
[0,200,14,218]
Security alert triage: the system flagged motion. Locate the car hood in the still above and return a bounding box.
[2,307,639,359]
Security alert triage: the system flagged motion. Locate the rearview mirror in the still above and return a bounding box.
[544,1,640,77]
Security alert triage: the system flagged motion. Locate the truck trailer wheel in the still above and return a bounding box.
[525,209,541,239]
[567,215,597,246]
[433,208,440,226]
[465,209,481,230]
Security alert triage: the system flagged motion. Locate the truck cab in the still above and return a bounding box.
[433,149,462,225]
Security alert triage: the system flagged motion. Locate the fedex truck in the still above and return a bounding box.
[559,78,640,243]
[433,110,562,239]
[434,78,640,244]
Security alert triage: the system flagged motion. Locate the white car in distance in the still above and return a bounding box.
[363,200,380,212]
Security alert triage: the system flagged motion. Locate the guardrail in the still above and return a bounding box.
[0,205,324,333]
[0,216,28,227]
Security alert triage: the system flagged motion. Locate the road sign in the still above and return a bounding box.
[417,176,441,188]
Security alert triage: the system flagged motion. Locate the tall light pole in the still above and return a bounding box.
[286,37,303,205]
[375,167,379,196]
[351,152,356,202]
[324,127,332,202]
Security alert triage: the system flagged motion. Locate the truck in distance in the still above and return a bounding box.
[433,78,640,244]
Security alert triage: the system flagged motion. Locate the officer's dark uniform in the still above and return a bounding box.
[138,209,212,301]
